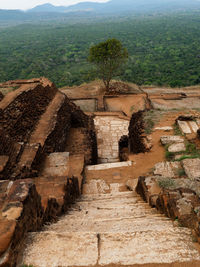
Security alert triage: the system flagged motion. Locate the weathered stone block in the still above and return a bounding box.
[41,152,70,177]
[177,120,192,134]
[154,162,181,178]
[168,142,186,153]
[182,158,200,179]
[160,136,184,145]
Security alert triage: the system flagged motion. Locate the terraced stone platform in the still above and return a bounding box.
[21,189,200,267]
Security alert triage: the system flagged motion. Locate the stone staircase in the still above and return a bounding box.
[21,172,200,267]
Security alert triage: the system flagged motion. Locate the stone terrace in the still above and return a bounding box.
[0,78,97,266]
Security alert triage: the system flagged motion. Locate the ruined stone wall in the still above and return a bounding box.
[0,82,57,143]
[0,92,3,102]
[0,77,97,266]
[0,176,80,267]
[0,78,97,179]
[129,110,147,154]
[94,115,129,163]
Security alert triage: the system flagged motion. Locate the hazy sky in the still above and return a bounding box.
[0,0,109,10]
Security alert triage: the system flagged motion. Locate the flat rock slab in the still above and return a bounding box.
[168,142,186,153]
[160,136,184,145]
[21,191,200,267]
[99,230,200,265]
[83,179,125,195]
[23,232,98,267]
[155,126,173,131]
[189,121,199,133]
[178,120,192,134]
[86,161,132,171]
[182,158,200,179]
[154,162,181,178]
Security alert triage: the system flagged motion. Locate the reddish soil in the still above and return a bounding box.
[129,110,200,179]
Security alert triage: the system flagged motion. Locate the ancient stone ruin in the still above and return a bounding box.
[1,79,200,266]
[0,78,97,266]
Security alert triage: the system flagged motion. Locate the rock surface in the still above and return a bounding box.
[168,142,186,153]
[182,158,200,179]
[136,175,200,243]
[22,190,200,267]
[160,135,184,145]
[154,161,181,178]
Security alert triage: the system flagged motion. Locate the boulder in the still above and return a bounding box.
[182,158,200,179]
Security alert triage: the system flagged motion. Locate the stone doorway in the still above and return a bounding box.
[93,114,129,163]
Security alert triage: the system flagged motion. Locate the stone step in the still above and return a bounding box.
[22,185,200,267]
[86,161,132,171]
[22,229,200,267]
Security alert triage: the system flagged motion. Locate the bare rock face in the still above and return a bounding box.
[182,158,200,179]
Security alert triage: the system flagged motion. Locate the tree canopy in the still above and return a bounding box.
[88,38,128,91]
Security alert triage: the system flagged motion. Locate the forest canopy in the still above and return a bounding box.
[0,12,200,88]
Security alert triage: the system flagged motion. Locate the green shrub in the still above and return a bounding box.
[158,178,176,189]
[165,150,174,161]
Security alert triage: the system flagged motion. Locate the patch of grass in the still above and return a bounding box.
[144,118,155,134]
[177,168,186,177]
[174,141,200,161]
[165,147,174,161]
[143,109,165,134]
[185,142,197,154]
[176,154,200,161]
[21,265,34,267]
[130,105,135,113]
[173,123,183,136]
[157,178,176,189]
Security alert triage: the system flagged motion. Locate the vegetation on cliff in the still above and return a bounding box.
[0,12,200,87]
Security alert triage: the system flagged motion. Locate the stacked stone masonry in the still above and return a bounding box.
[94,115,129,163]
[0,78,98,266]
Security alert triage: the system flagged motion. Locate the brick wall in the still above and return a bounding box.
[94,116,129,163]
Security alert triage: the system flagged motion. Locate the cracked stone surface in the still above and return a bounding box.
[168,142,186,153]
[22,190,200,266]
[154,161,181,178]
[182,158,200,179]
[160,135,184,145]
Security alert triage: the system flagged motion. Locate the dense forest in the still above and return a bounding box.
[0,12,200,88]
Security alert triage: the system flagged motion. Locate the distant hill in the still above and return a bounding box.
[27,0,200,14]
[1,0,200,24]
[28,3,68,13]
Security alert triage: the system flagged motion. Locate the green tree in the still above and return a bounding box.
[88,38,128,91]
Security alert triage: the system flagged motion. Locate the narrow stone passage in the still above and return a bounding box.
[22,183,200,267]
